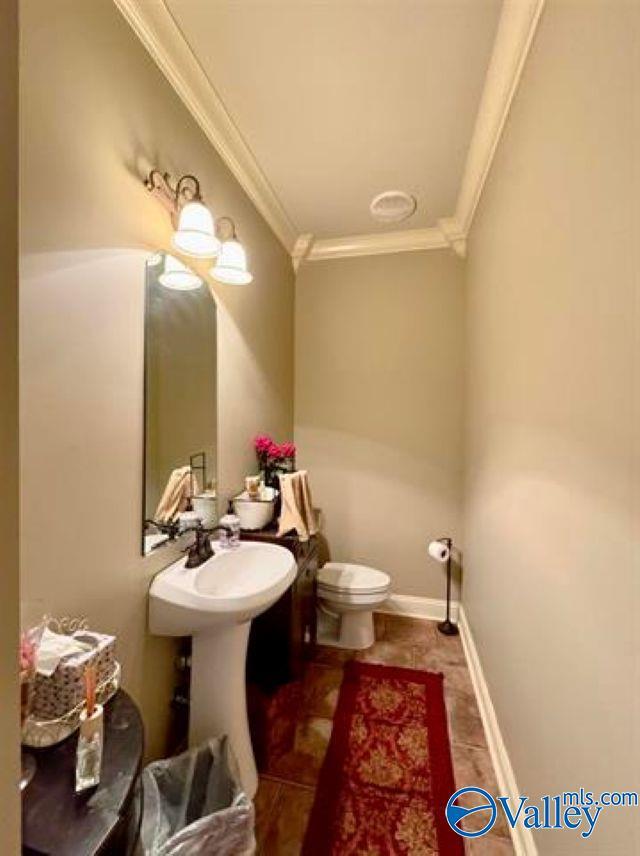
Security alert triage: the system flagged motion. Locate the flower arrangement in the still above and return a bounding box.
[254,434,296,488]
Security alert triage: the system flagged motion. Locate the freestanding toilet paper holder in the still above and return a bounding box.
[429,537,458,636]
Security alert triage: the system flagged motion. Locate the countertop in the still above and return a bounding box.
[22,690,144,856]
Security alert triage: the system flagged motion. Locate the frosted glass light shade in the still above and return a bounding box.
[158,254,202,291]
[211,240,253,285]
[172,201,220,258]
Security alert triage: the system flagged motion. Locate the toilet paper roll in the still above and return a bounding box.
[428,540,450,563]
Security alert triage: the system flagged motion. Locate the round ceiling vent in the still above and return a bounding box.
[369,190,417,223]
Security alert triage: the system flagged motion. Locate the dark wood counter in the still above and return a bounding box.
[22,690,144,856]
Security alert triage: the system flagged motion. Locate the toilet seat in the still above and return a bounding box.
[317,588,388,609]
[318,562,390,595]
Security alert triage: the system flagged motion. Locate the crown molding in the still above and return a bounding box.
[437,217,467,258]
[302,219,467,263]
[291,233,315,271]
[112,0,298,252]
[307,227,450,262]
[453,0,546,235]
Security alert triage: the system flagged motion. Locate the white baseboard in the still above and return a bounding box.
[458,607,537,856]
[378,594,459,622]
[377,594,536,856]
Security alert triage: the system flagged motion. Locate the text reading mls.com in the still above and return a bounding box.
[446,787,638,840]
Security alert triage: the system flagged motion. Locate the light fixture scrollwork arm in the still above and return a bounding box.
[214,215,236,243]
[144,167,253,283]
[175,174,202,206]
[144,170,202,218]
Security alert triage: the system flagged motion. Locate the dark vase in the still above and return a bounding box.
[263,458,296,490]
[264,466,280,491]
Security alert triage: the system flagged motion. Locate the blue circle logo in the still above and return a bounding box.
[446,787,497,838]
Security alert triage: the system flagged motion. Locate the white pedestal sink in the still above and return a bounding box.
[149,540,297,797]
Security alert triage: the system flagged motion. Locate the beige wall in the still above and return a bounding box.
[20,0,294,760]
[0,0,20,850]
[464,1,640,852]
[295,251,464,599]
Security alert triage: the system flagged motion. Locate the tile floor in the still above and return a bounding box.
[254,613,514,855]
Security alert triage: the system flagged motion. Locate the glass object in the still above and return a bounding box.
[75,704,104,792]
[172,201,220,258]
[219,514,241,548]
[143,252,218,558]
[211,240,253,285]
[158,254,202,291]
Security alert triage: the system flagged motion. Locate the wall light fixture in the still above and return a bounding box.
[145,169,254,283]
[158,254,203,291]
[210,217,253,285]
[145,170,220,258]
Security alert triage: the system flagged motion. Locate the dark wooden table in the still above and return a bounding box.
[22,690,144,856]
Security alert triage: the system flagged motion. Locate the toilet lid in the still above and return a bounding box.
[318,562,390,594]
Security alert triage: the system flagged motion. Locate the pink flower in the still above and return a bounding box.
[280,442,296,460]
[254,434,295,465]
[267,441,283,460]
[254,434,274,455]
[19,635,36,673]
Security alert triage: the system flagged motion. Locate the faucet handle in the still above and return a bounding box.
[183,522,214,568]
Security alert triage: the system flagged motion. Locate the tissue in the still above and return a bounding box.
[428,540,450,563]
[36,628,91,677]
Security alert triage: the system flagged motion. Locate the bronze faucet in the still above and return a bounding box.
[185,523,233,568]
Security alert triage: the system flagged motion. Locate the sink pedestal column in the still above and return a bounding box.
[189,621,257,798]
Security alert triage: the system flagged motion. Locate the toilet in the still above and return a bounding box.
[317,562,391,650]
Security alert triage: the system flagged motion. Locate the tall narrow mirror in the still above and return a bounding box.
[142,252,217,555]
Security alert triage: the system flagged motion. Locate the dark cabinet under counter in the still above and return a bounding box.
[243,527,319,771]
[244,527,319,692]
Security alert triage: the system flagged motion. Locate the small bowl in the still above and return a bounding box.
[233,487,278,531]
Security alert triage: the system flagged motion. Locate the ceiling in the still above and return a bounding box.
[165,0,502,241]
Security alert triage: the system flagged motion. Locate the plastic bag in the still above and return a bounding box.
[140,737,255,855]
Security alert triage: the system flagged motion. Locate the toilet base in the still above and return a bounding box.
[339,611,375,649]
[317,605,375,650]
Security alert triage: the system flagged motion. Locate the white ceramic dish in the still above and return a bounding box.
[192,493,217,528]
[232,487,277,531]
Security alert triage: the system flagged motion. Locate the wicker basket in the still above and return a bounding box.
[21,617,121,749]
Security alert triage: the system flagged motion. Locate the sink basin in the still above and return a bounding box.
[150,540,297,635]
[149,540,296,796]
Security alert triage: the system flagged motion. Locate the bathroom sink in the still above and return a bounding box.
[148,540,296,798]
[149,540,296,635]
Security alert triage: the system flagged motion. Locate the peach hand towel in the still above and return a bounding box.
[277,470,318,542]
[154,466,200,524]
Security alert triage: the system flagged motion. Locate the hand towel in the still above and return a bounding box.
[154,466,200,524]
[277,470,318,542]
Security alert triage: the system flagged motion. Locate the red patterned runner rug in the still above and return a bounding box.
[302,661,463,855]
